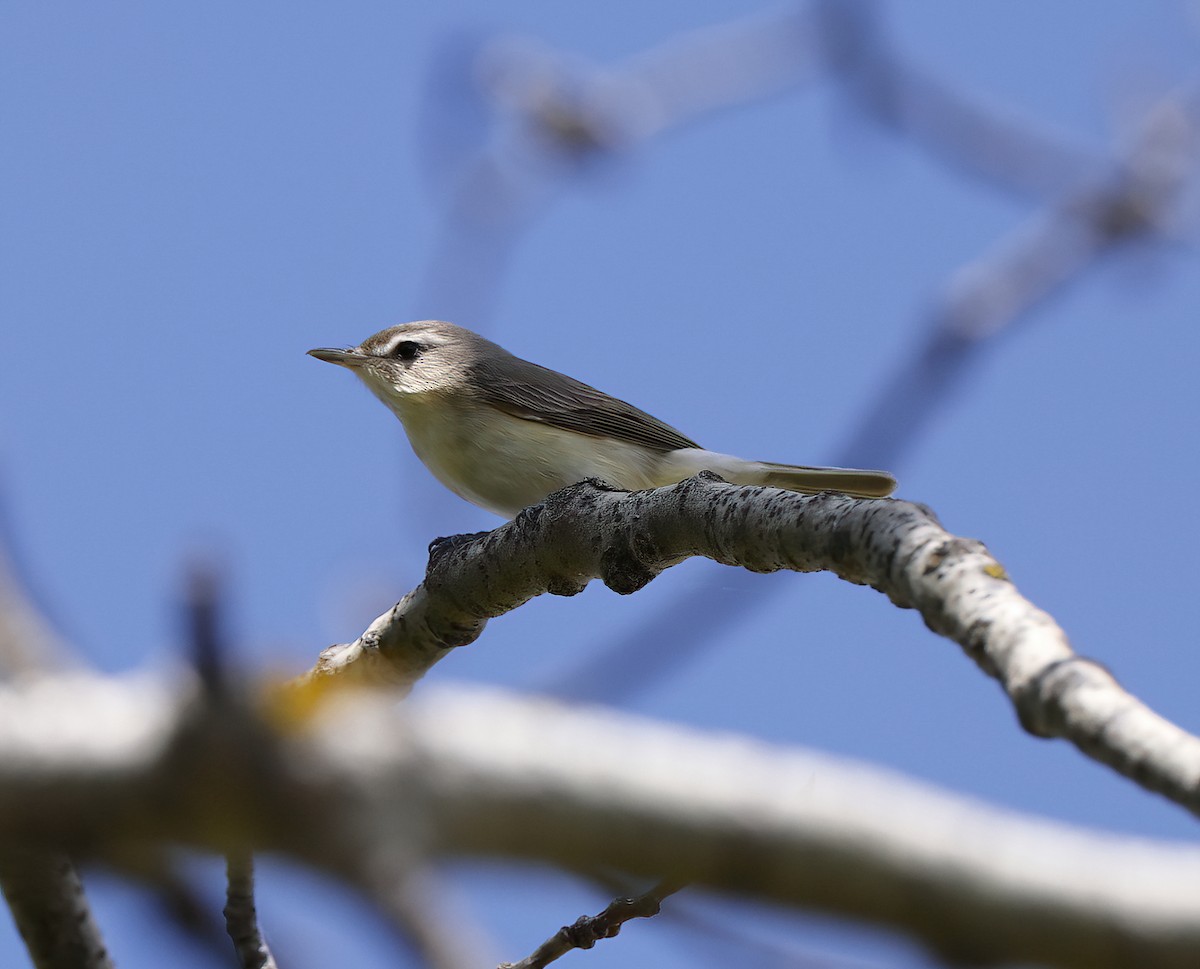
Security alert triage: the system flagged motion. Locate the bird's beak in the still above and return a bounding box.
[308,347,366,369]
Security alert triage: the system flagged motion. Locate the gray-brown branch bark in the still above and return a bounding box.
[500,878,686,969]
[223,851,278,969]
[0,851,113,969]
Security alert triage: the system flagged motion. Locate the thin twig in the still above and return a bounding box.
[184,567,280,969]
[500,879,687,969]
[591,864,890,968]
[223,851,278,969]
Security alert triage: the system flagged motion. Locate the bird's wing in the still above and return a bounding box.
[472,356,700,453]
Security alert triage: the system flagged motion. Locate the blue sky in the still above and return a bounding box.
[3,3,1200,967]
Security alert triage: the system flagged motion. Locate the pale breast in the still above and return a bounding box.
[391,394,667,517]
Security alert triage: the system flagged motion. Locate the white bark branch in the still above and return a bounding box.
[223,851,278,969]
[0,676,1197,968]
[304,477,1200,818]
[409,687,1200,969]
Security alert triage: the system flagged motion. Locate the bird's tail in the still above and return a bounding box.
[660,450,896,498]
[750,460,896,498]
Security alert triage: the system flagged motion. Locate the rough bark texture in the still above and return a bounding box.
[305,476,1200,817]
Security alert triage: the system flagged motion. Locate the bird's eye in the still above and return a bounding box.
[393,340,422,361]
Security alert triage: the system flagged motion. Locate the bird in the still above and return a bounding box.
[309,320,896,518]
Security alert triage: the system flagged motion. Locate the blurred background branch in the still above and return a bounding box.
[0,536,112,968]
[1,679,1200,968]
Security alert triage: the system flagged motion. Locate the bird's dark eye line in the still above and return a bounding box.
[393,340,422,361]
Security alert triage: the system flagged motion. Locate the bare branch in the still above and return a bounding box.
[223,851,278,969]
[0,677,1197,967]
[0,852,114,969]
[182,565,281,969]
[418,1,1113,323]
[815,0,1096,199]
[500,878,685,969]
[473,7,823,158]
[845,82,1200,469]
[336,686,1200,969]
[304,476,1200,818]
[465,1,1098,190]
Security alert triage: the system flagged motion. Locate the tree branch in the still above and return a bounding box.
[183,565,282,969]
[0,677,1197,967]
[223,851,278,969]
[0,852,114,969]
[304,476,1200,818]
[500,878,686,969]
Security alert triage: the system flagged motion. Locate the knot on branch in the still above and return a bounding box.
[599,537,659,595]
[533,479,663,595]
[428,530,492,564]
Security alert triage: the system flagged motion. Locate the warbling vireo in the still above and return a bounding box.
[309,320,896,517]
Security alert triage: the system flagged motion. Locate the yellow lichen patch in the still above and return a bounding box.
[261,671,364,733]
